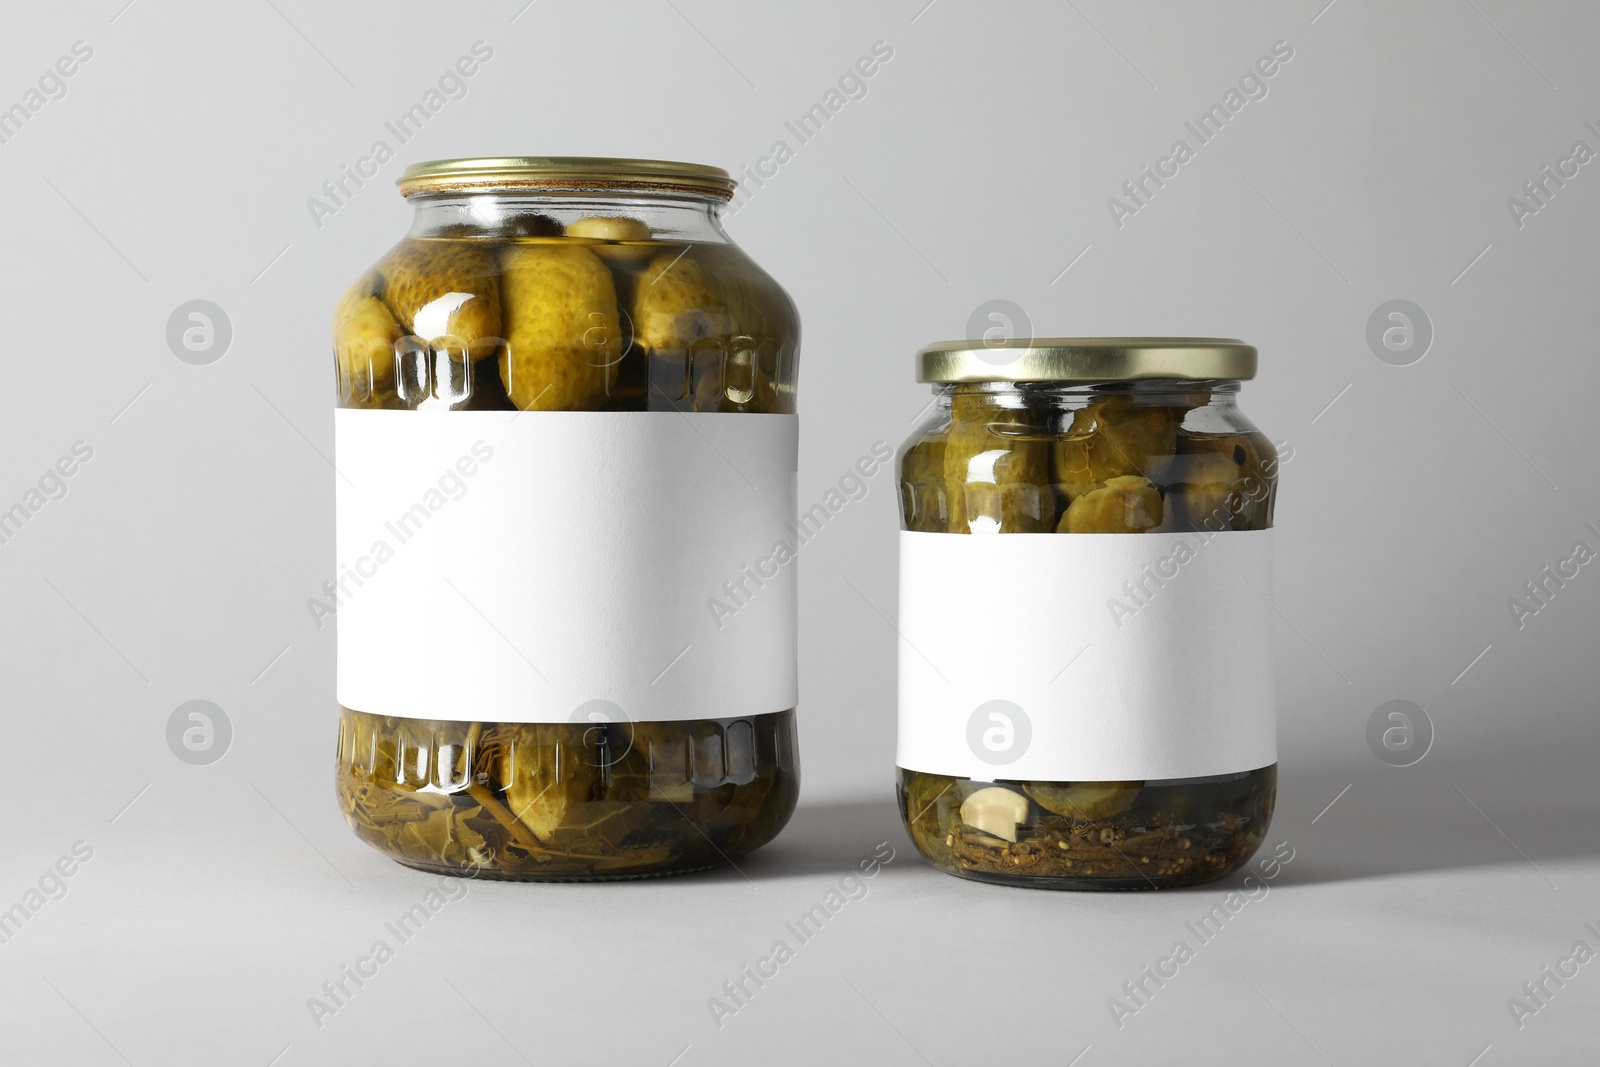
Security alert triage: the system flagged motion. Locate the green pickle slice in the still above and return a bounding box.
[1059,474,1164,533]
[897,386,1278,888]
[1051,394,1177,503]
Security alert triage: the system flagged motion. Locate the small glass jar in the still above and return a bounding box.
[895,339,1280,889]
[331,157,801,880]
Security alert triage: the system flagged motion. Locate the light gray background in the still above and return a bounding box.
[2,0,1596,1063]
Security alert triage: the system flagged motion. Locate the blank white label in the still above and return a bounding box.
[335,409,798,723]
[897,529,1275,781]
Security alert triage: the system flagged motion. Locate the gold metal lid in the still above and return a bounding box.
[397,156,737,200]
[916,337,1256,383]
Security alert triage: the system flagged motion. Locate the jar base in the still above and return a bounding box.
[389,856,729,883]
[927,856,1257,892]
[336,708,801,882]
[898,765,1276,890]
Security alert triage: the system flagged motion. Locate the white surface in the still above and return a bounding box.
[336,410,799,722]
[1,0,1598,1064]
[898,529,1275,780]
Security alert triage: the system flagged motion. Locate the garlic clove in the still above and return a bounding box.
[959,786,1029,842]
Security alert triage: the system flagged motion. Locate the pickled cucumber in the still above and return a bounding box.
[566,215,655,268]
[1172,430,1276,531]
[1058,474,1164,533]
[506,212,562,238]
[378,238,503,362]
[712,265,795,414]
[899,431,950,533]
[333,272,403,408]
[566,216,651,243]
[484,723,590,841]
[1052,394,1178,502]
[1023,782,1141,820]
[943,392,1054,533]
[499,243,622,411]
[634,249,734,411]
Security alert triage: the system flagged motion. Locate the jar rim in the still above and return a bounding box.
[397,156,737,201]
[916,337,1256,384]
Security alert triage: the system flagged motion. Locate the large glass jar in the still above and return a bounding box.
[895,339,1280,889]
[331,158,800,880]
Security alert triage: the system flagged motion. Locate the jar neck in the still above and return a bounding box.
[404,191,732,242]
[942,379,1241,407]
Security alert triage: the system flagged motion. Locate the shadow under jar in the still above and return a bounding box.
[332,157,801,880]
[895,338,1280,890]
